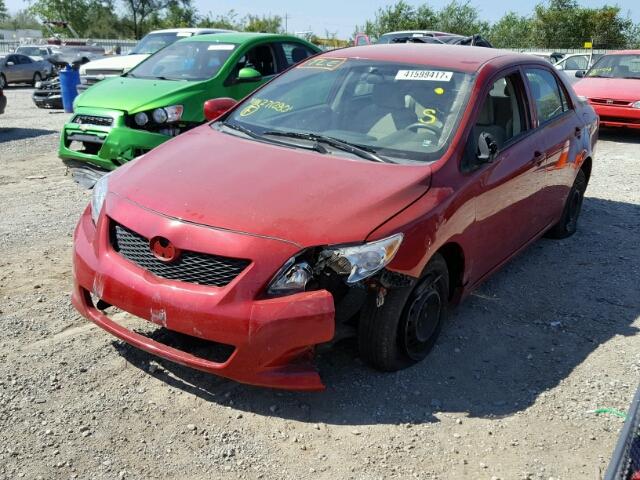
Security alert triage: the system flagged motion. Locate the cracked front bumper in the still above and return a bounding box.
[71,195,335,391]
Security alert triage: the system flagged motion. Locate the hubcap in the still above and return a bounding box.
[404,281,442,360]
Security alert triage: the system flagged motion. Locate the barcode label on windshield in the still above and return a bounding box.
[395,70,453,81]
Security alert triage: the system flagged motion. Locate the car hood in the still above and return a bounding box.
[574,77,640,102]
[110,126,431,247]
[79,54,149,74]
[76,76,203,113]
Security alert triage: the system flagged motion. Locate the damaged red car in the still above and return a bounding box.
[72,45,598,390]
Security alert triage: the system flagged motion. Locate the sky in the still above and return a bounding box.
[5,0,640,38]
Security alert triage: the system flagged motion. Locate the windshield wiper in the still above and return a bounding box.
[219,122,328,153]
[263,131,389,163]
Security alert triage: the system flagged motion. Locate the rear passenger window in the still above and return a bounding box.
[280,42,315,67]
[525,68,570,126]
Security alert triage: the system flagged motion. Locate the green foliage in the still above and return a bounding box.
[489,12,533,49]
[436,1,489,37]
[0,0,8,21]
[197,9,239,30]
[243,14,283,33]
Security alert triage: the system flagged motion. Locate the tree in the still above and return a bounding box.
[489,12,533,48]
[0,0,8,21]
[122,0,172,39]
[243,14,283,33]
[28,0,93,36]
[198,9,240,30]
[435,1,489,36]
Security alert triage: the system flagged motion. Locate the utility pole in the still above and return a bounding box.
[284,13,289,33]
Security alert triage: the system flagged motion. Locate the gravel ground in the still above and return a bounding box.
[0,87,639,480]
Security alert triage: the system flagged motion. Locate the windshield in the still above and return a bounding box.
[224,58,473,163]
[130,32,189,55]
[587,54,640,79]
[16,47,48,56]
[127,41,236,81]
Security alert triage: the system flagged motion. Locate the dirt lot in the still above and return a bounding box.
[0,86,639,480]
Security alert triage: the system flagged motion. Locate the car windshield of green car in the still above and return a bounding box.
[127,41,236,81]
[129,32,191,55]
[587,54,640,79]
[223,58,473,163]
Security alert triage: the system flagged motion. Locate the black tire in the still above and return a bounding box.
[32,72,42,87]
[545,169,587,239]
[358,253,449,371]
[0,74,6,89]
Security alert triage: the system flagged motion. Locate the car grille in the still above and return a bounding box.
[73,114,113,127]
[590,98,631,107]
[84,69,123,76]
[111,222,250,287]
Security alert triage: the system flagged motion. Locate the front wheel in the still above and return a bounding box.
[358,253,449,371]
[545,169,587,239]
[0,74,7,89]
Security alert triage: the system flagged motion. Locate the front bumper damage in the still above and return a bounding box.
[72,195,336,391]
[59,107,171,177]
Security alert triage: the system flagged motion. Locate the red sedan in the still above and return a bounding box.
[72,45,598,390]
[574,50,640,129]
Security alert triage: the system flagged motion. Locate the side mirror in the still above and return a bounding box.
[6,61,14,66]
[476,132,498,163]
[204,97,237,121]
[575,70,585,78]
[236,67,262,83]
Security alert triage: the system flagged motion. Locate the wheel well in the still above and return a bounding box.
[581,156,592,184]
[436,242,465,301]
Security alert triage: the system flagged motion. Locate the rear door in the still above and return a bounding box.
[523,67,582,225]
[4,55,20,82]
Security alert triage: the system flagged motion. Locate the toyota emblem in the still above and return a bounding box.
[149,236,179,263]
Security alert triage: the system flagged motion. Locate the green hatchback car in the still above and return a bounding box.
[59,32,320,186]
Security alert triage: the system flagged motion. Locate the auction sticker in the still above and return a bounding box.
[300,57,347,70]
[208,44,236,50]
[395,70,453,81]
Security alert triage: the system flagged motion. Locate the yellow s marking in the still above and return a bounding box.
[419,108,438,125]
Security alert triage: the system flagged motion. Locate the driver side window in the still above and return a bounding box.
[235,44,277,77]
[473,73,528,152]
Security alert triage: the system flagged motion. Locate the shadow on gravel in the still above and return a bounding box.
[0,128,57,143]
[599,128,640,144]
[114,196,640,426]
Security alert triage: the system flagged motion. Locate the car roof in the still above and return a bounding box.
[607,50,640,55]
[327,44,545,73]
[181,32,302,44]
[148,28,233,34]
[382,30,450,36]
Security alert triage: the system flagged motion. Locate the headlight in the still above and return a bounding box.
[632,101,640,109]
[267,259,313,296]
[90,173,110,224]
[134,112,148,126]
[152,105,183,123]
[320,234,404,284]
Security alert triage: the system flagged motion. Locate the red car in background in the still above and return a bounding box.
[72,45,598,390]
[574,50,640,129]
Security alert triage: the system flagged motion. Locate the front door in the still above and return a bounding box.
[464,70,548,284]
[223,43,278,100]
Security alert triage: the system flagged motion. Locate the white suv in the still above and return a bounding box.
[78,28,232,90]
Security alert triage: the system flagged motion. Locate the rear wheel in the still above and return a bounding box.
[32,72,42,87]
[545,169,587,239]
[0,74,6,89]
[358,253,449,371]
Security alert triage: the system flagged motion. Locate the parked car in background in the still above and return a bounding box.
[377,30,451,43]
[48,45,106,68]
[0,54,53,88]
[59,32,321,187]
[15,45,57,62]
[32,77,63,109]
[71,44,597,390]
[78,28,233,91]
[0,87,6,114]
[526,51,565,63]
[353,33,371,46]
[554,53,602,82]
[392,33,493,48]
[574,50,640,129]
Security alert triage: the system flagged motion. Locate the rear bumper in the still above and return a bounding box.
[72,197,335,391]
[592,104,640,128]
